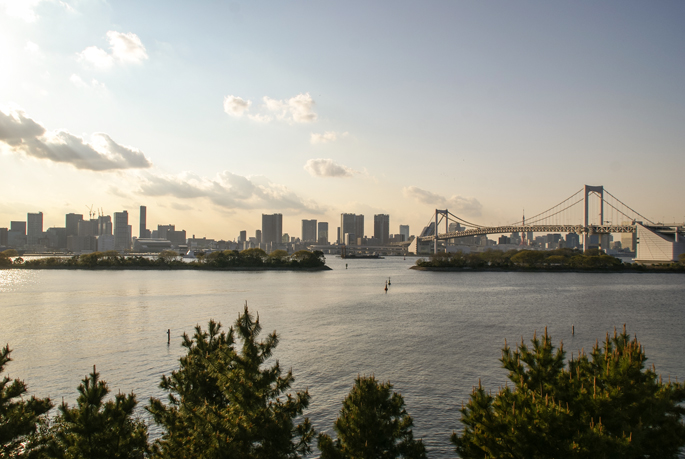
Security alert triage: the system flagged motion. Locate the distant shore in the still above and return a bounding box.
[410,265,684,273]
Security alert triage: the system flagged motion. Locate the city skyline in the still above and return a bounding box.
[1,1,683,237]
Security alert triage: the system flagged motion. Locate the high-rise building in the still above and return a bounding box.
[139,206,147,238]
[340,213,365,245]
[239,230,247,243]
[98,215,112,236]
[27,212,43,245]
[318,222,329,244]
[10,221,26,234]
[114,211,130,250]
[302,219,317,243]
[65,213,83,238]
[261,214,283,247]
[374,214,390,244]
[0,228,8,246]
[256,229,262,244]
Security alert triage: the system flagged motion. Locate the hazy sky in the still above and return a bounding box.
[1,0,684,239]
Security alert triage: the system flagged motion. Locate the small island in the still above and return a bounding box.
[0,248,331,271]
[411,248,685,272]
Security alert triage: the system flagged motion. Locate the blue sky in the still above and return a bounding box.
[1,0,684,238]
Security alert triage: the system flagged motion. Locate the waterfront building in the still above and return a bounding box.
[302,219,317,243]
[114,211,130,250]
[45,227,67,249]
[399,224,410,241]
[340,213,364,245]
[0,228,7,246]
[139,206,149,238]
[374,214,390,244]
[256,229,262,244]
[318,222,329,244]
[98,215,112,236]
[239,230,247,243]
[27,212,43,246]
[262,214,283,247]
[65,213,83,238]
[97,234,115,251]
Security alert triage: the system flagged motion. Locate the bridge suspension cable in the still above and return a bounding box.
[603,189,654,225]
[509,188,584,226]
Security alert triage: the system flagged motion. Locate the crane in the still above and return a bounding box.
[86,204,94,219]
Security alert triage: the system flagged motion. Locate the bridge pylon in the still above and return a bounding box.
[434,209,449,253]
[584,185,604,252]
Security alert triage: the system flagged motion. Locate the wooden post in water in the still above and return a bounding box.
[167,329,171,344]
[572,325,575,336]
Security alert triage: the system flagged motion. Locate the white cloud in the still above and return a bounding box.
[139,171,323,213]
[310,131,348,144]
[78,31,147,70]
[69,74,107,94]
[403,186,483,217]
[25,41,43,57]
[247,113,272,123]
[304,158,356,178]
[0,107,152,171]
[107,31,148,64]
[263,93,317,123]
[223,95,252,117]
[0,0,42,22]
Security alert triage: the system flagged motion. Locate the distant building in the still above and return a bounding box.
[45,227,67,249]
[420,222,436,238]
[374,214,390,244]
[0,228,7,247]
[399,225,410,241]
[27,212,43,246]
[139,206,148,238]
[97,234,115,252]
[65,213,83,238]
[133,238,172,252]
[262,214,283,247]
[239,230,247,243]
[498,235,510,245]
[98,215,112,236]
[565,232,580,249]
[318,222,329,244]
[113,211,130,250]
[8,221,27,248]
[255,229,262,244]
[340,213,364,245]
[302,219,317,243]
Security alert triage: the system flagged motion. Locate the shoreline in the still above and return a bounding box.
[2,265,332,271]
[410,265,684,273]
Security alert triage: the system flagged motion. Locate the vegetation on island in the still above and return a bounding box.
[413,248,685,271]
[0,248,328,271]
[2,306,685,458]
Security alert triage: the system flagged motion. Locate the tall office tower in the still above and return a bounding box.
[27,212,43,245]
[318,222,329,244]
[340,213,357,245]
[374,214,390,244]
[66,213,83,237]
[10,221,26,235]
[239,230,247,243]
[98,215,112,236]
[78,219,97,237]
[261,214,283,246]
[157,224,175,239]
[302,219,317,242]
[139,206,147,238]
[113,211,130,250]
[0,228,7,246]
[255,229,262,244]
[355,215,364,244]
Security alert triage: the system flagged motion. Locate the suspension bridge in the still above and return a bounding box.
[415,185,684,260]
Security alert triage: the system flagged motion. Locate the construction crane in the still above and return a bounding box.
[86,204,94,219]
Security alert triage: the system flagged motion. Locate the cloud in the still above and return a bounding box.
[310,131,348,144]
[223,95,252,117]
[0,107,152,171]
[70,74,108,94]
[403,186,483,217]
[78,31,148,69]
[223,93,317,124]
[304,158,356,178]
[0,0,42,22]
[139,171,323,213]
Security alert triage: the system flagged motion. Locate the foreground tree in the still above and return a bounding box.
[452,326,685,458]
[318,375,427,459]
[0,346,53,457]
[47,367,148,459]
[148,305,314,459]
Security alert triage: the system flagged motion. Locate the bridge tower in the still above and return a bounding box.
[434,209,449,253]
[583,185,604,252]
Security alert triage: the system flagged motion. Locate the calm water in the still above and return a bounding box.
[1,258,684,457]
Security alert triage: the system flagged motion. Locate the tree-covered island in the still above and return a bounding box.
[412,248,685,272]
[0,248,330,271]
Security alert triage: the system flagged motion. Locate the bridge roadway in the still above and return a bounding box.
[417,224,636,242]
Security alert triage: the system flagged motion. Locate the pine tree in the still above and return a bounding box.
[0,345,52,457]
[318,375,427,459]
[48,366,148,459]
[148,305,315,459]
[451,326,685,458]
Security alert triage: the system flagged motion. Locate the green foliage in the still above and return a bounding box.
[0,345,53,457]
[452,327,685,458]
[157,250,179,264]
[318,375,427,459]
[679,253,685,264]
[148,306,314,459]
[2,249,19,257]
[47,367,148,459]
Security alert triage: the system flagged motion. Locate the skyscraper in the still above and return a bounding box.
[374,214,389,244]
[302,219,317,243]
[139,206,147,238]
[261,214,283,247]
[114,211,130,250]
[66,213,83,238]
[27,212,43,245]
[399,225,410,241]
[318,222,329,244]
[340,213,357,245]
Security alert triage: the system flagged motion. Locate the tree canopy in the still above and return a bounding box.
[452,326,685,458]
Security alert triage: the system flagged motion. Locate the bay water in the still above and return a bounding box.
[1,257,684,457]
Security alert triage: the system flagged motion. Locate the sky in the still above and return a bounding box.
[1,0,684,240]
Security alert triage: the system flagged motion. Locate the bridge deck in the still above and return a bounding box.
[418,224,636,242]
